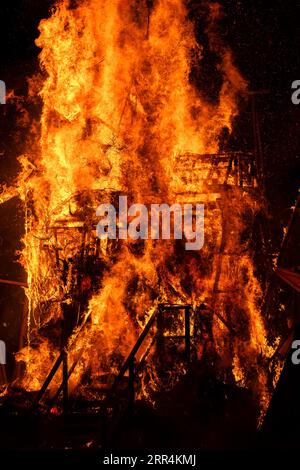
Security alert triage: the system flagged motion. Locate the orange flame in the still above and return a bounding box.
[0,0,277,418]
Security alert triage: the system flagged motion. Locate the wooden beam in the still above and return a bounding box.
[0,278,28,287]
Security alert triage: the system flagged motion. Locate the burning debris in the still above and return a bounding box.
[0,0,278,423]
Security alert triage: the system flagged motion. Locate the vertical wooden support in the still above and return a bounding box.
[184,306,191,363]
[128,357,135,409]
[62,349,69,415]
[156,305,164,361]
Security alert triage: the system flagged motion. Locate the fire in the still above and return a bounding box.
[1,0,277,418]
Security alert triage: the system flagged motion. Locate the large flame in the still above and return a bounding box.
[1,0,277,416]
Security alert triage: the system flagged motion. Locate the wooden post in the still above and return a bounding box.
[32,352,64,409]
[184,306,191,363]
[62,349,69,415]
[128,357,135,409]
[156,305,165,362]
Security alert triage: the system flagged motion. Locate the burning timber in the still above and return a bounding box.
[0,0,279,441]
[0,150,271,414]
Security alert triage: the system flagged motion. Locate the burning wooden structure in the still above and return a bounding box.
[0,0,281,447]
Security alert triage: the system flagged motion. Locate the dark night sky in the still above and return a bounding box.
[223,0,300,207]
